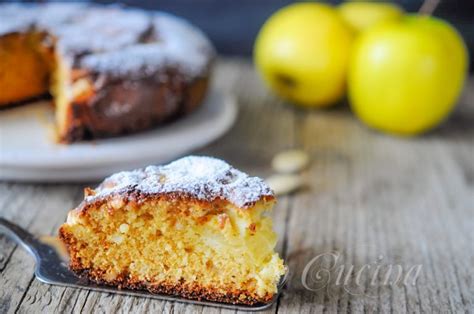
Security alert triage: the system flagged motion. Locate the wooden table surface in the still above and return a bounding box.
[1,59,473,313]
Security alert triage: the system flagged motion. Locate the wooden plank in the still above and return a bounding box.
[0,184,84,313]
[0,184,43,271]
[277,85,474,313]
[1,59,473,313]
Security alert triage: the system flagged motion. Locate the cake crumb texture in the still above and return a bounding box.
[59,156,285,305]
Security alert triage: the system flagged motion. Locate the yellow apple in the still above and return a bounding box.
[338,2,404,33]
[254,3,353,107]
[348,15,468,135]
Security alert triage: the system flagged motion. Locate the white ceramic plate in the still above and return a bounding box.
[0,90,237,182]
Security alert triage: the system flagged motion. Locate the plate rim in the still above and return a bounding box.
[0,90,237,169]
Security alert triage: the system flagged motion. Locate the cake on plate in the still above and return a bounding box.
[0,3,214,143]
[59,156,286,305]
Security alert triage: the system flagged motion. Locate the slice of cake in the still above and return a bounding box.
[59,156,286,305]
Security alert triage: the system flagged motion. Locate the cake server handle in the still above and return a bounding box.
[0,217,42,262]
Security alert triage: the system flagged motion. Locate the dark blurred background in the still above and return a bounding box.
[2,0,474,70]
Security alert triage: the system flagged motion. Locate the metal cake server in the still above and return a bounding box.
[0,217,288,311]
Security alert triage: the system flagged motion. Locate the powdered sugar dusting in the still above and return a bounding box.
[87,156,274,208]
[0,3,214,78]
[0,4,42,34]
[80,12,214,78]
[50,6,151,55]
[0,3,149,54]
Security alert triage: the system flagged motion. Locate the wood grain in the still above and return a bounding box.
[1,58,473,313]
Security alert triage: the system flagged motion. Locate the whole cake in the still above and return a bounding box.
[0,3,214,143]
[59,156,286,305]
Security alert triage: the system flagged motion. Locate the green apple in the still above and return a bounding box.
[338,2,404,33]
[348,15,468,135]
[254,3,353,107]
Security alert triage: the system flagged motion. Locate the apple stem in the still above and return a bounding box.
[419,0,441,16]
